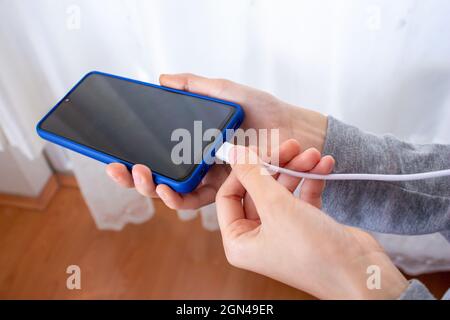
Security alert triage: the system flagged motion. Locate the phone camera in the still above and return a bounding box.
[64,98,71,103]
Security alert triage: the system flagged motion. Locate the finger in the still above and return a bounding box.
[229,145,290,216]
[243,145,261,221]
[215,171,247,232]
[300,155,335,208]
[277,148,321,193]
[106,163,134,188]
[132,164,157,197]
[244,139,301,220]
[270,139,301,180]
[155,183,216,210]
[269,138,301,179]
[159,73,249,104]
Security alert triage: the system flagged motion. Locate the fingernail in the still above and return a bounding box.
[228,145,238,164]
[110,174,120,182]
[133,172,142,185]
[228,146,256,165]
[156,188,167,200]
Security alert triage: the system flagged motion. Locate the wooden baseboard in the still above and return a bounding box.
[55,173,78,188]
[0,175,59,211]
[0,174,78,211]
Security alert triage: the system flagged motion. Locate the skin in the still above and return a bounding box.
[217,145,408,300]
[105,74,408,299]
[106,73,328,210]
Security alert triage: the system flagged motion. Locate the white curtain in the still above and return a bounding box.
[1,0,449,274]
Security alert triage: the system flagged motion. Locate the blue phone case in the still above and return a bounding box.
[36,71,245,193]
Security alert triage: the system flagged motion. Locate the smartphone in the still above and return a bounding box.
[36,71,244,193]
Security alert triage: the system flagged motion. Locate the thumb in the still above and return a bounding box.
[228,145,291,214]
[159,73,250,104]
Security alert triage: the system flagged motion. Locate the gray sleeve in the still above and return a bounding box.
[322,116,450,237]
[398,280,436,300]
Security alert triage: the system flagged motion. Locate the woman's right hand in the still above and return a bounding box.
[215,144,408,300]
[105,73,328,210]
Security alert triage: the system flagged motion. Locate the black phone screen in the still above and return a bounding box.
[39,73,236,181]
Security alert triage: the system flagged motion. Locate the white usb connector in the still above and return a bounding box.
[216,142,450,182]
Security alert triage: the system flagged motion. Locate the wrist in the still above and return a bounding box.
[286,105,328,152]
[337,243,409,299]
[349,252,408,299]
[310,227,408,300]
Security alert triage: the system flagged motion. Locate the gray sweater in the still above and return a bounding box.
[322,116,450,300]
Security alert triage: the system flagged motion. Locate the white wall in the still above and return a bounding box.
[0,146,52,197]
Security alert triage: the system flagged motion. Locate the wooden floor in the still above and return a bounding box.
[0,184,449,299]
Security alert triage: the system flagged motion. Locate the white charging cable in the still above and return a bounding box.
[215,142,450,181]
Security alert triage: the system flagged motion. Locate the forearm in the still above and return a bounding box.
[319,116,450,235]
